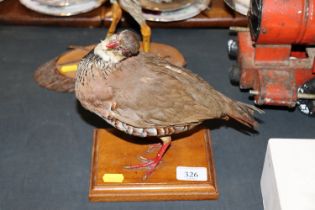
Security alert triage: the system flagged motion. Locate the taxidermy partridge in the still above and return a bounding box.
[75,30,262,179]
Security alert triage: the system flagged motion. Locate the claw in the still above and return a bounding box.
[124,136,172,179]
[144,143,161,154]
[124,159,155,169]
[137,155,151,162]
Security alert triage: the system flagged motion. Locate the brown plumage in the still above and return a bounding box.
[75,30,263,179]
[34,57,75,92]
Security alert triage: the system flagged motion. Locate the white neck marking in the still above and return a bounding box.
[94,40,124,63]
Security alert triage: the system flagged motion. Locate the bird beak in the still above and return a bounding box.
[106,40,119,49]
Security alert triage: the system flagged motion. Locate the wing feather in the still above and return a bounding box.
[106,53,225,128]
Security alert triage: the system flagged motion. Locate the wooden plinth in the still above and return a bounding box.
[89,128,218,202]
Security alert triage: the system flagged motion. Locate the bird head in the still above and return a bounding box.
[106,30,140,57]
[94,30,141,63]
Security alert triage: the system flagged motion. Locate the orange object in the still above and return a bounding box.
[229,0,315,108]
[250,0,315,44]
[234,32,315,107]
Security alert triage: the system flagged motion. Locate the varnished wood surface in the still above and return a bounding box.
[0,0,247,27]
[89,128,218,201]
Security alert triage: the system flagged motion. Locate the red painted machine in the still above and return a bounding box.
[228,0,315,115]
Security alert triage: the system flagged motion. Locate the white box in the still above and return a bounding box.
[261,139,315,210]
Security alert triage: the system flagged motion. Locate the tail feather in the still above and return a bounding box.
[226,100,264,128]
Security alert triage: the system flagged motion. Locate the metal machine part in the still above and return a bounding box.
[249,0,315,44]
[229,0,315,113]
[297,78,315,116]
[227,39,239,59]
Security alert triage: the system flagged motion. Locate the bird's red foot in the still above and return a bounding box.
[125,137,171,180]
[124,156,161,180]
[142,143,162,155]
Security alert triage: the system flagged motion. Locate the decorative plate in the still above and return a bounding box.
[140,0,195,12]
[224,0,250,15]
[143,0,210,22]
[20,0,106,16]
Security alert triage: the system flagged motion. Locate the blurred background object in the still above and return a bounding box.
[224,0,249,15]
[140,0,195,11]
[19,0,106,16]
[141,0,210,22]
[0,0,247,27]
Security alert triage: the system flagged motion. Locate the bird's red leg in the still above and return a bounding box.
[125,136,171,179]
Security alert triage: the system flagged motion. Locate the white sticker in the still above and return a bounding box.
[176,166,208,181]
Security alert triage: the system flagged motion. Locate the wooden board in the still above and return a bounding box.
[89,128,219,201]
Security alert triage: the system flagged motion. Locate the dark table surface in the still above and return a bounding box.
[0,25,314,210]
